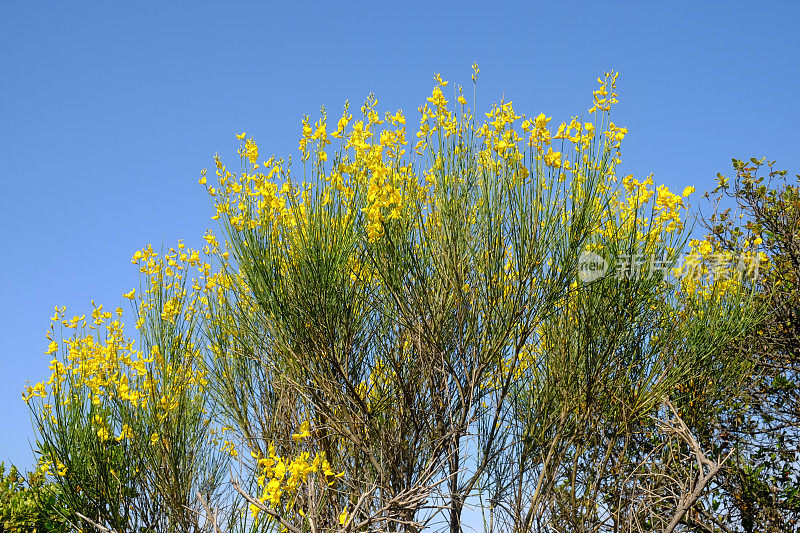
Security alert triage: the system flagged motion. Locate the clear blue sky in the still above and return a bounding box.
[1,1,798,469]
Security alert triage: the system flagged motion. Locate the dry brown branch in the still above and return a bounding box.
[195,490,221,533]
[75,512,117,533]
[656,398,734,533]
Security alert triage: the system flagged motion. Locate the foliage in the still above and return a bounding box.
[697,158,800,532]
[0,462,70,532]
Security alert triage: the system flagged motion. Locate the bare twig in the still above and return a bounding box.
[196,490,221,533]
[75,512,117,533]
[656,398,734,533]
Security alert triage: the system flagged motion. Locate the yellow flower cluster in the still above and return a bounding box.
[23,304,146,409]
[25,240,211,462]
[589,72,620,114]
[677,236,768,298]
[248,422,344,520]
[206,70,658,252]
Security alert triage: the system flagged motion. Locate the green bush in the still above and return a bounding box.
[0,462,70,532]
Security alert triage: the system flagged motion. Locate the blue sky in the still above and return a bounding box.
[1,1,798,468]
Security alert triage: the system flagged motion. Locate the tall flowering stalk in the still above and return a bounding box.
[25,244,225,532]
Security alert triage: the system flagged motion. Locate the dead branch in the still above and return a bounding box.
[656,398,734,533]
[195,490,221,533]
[75,512,117,533]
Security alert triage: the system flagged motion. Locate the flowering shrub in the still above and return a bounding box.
[21,68,765,532]
[25,243,222,531]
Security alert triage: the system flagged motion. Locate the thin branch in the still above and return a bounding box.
[75,512,117,533]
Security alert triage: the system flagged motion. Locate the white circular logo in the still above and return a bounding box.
[577,251,608,283]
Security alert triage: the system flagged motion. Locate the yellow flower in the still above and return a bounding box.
[292,420,311,442]
[682,186,695,197]
[150,432,160,446]
[117,424,133,442]
[236,132,246,140]
[45,341,58,355]
[123,289,135,299]
[131,250,143,263]
[543,147,562,168]
[339,507,348,526]
[97,427,110,441]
